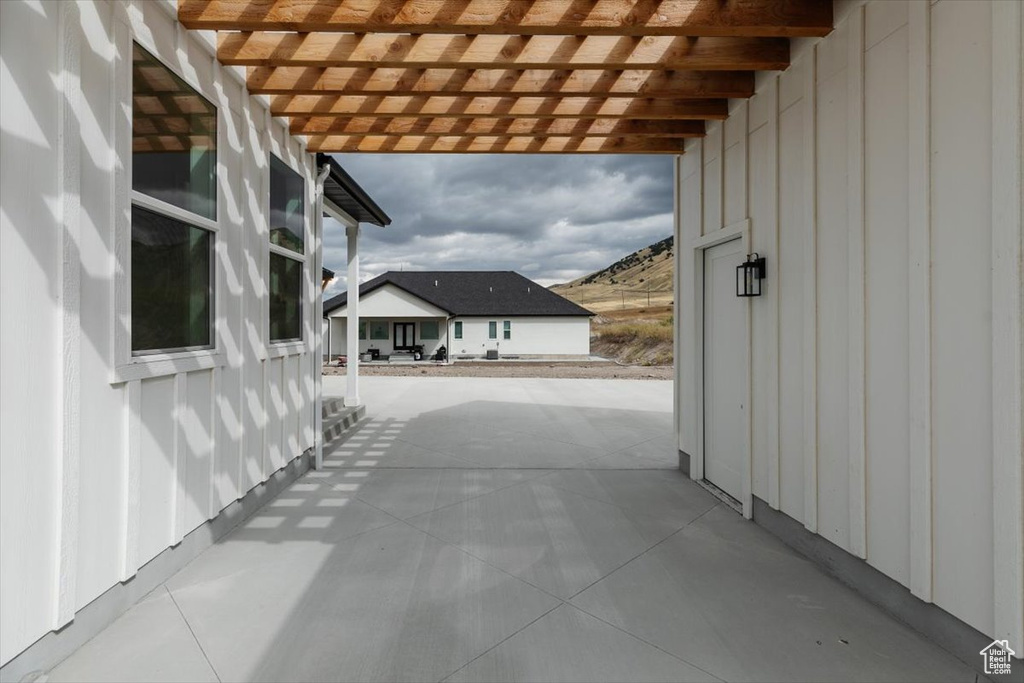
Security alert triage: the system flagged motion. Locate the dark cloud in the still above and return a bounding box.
[322,153,674,296]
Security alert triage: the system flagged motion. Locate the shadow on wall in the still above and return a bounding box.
[3,0,320,661]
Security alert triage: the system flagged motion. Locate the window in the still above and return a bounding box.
[370,321,389,340]
[270,155,305,254]
[131,206,212,352]
[421,321,439,340]
[358,322,366,340]
[268,155,305,343]
[503,320,512,340]
[269,253,301,342]
[488,321,497,339]
[131,43,216,354]
[454,321,463,339]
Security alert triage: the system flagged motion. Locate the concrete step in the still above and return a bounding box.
[322,402,365,446]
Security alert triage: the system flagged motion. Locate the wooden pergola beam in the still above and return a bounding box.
[180,0,832,38]
[248,66,754,98]
[219,32,789,71]
[270,94,728,119]
[305,134,688,154]
[290,116,705,137]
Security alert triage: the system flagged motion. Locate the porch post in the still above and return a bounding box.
[345,224,361,407]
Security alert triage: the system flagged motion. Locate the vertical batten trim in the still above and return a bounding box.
[907,0,933,602]
[672,154,682,463]
[767,76,781,510]
[54,0,82,628]
[990,0,1024,652]
[802,49,819,533]
[111,15,131,374]
[737,102,753,520]
[846,4,868,560]
[120,379,142,580]
[693,140,706,482]
[171,372,186,545]
[209,368,219,519]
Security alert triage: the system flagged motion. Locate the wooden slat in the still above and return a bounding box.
[249,66,754,98]
[181,0,832,38]
[305,134,687,153]
[270,94,728,119]
[291,116,705,137]
[220,32,789,71]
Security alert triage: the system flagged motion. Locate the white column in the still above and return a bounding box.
[345,224,361,407]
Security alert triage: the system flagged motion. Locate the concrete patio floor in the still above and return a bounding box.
[47,377,979,682]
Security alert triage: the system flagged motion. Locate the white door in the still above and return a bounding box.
[703,238,746,501]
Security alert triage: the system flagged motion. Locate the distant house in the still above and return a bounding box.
[324,271,593,360]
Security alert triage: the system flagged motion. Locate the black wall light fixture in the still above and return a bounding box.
[736,253,766,297]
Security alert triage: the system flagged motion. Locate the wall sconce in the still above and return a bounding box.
[736,253,766,297]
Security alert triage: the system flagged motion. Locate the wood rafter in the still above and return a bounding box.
[177,0,832,153]
[180,0,832,38]
[219,32,789,71]
[270,94,728,119]
[290,116,705,137]
[305,135,689,153]
[247,67,754,98]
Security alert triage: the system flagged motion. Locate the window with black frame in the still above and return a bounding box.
[130,43,216,354]
[269,155,305,342]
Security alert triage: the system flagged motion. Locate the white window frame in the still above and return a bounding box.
[503,320,512,340]
[488,321,498,339]
[111,26,225,383]
[453,320,463,340]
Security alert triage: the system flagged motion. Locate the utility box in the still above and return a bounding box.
[485,349,499,360]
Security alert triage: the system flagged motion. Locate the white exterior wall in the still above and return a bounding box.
[675,0,1023,652]
[0,0,320,665]
[449,317,591,357]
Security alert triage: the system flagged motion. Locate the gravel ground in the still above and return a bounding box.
[322,361,671,380]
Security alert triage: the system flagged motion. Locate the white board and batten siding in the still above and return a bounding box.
[0,0,321,665]
[674,0,1023,653]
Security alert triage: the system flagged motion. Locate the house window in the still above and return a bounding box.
[488,321,497,339]
[269,253,301,342]
[358,322,366,340]
[370,321,389,340]
[421,321,439,340]
[503,320,512,340]
[131,43,216,354]
[269,155,305,254]
[454,321,463,339]
[131,206,212,352]
[268,155,305,343]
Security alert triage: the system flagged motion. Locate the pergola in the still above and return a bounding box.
[178,0,834,154]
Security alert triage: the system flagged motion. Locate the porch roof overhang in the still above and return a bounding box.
[318,153,392,226]
[178,0,834,155]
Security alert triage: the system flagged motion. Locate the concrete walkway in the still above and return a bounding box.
[48,377,978,682]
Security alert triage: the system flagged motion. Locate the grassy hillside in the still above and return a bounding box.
[550,236,673,312]
[550,237,675,365]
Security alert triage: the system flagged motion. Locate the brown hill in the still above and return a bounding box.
[550,236,674,312]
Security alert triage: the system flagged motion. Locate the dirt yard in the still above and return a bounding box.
[323,361,671,380]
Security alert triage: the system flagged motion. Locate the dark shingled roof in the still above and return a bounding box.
[323,271,593,318]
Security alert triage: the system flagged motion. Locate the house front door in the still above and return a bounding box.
[394,322,415,350]
[703,237,746,503]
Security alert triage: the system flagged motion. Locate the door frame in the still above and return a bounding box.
[690,219,753,518]
[393,322,415,350]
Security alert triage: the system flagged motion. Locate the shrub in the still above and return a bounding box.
[596,322,673,344]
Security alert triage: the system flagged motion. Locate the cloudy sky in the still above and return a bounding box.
[321,154,674,297]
